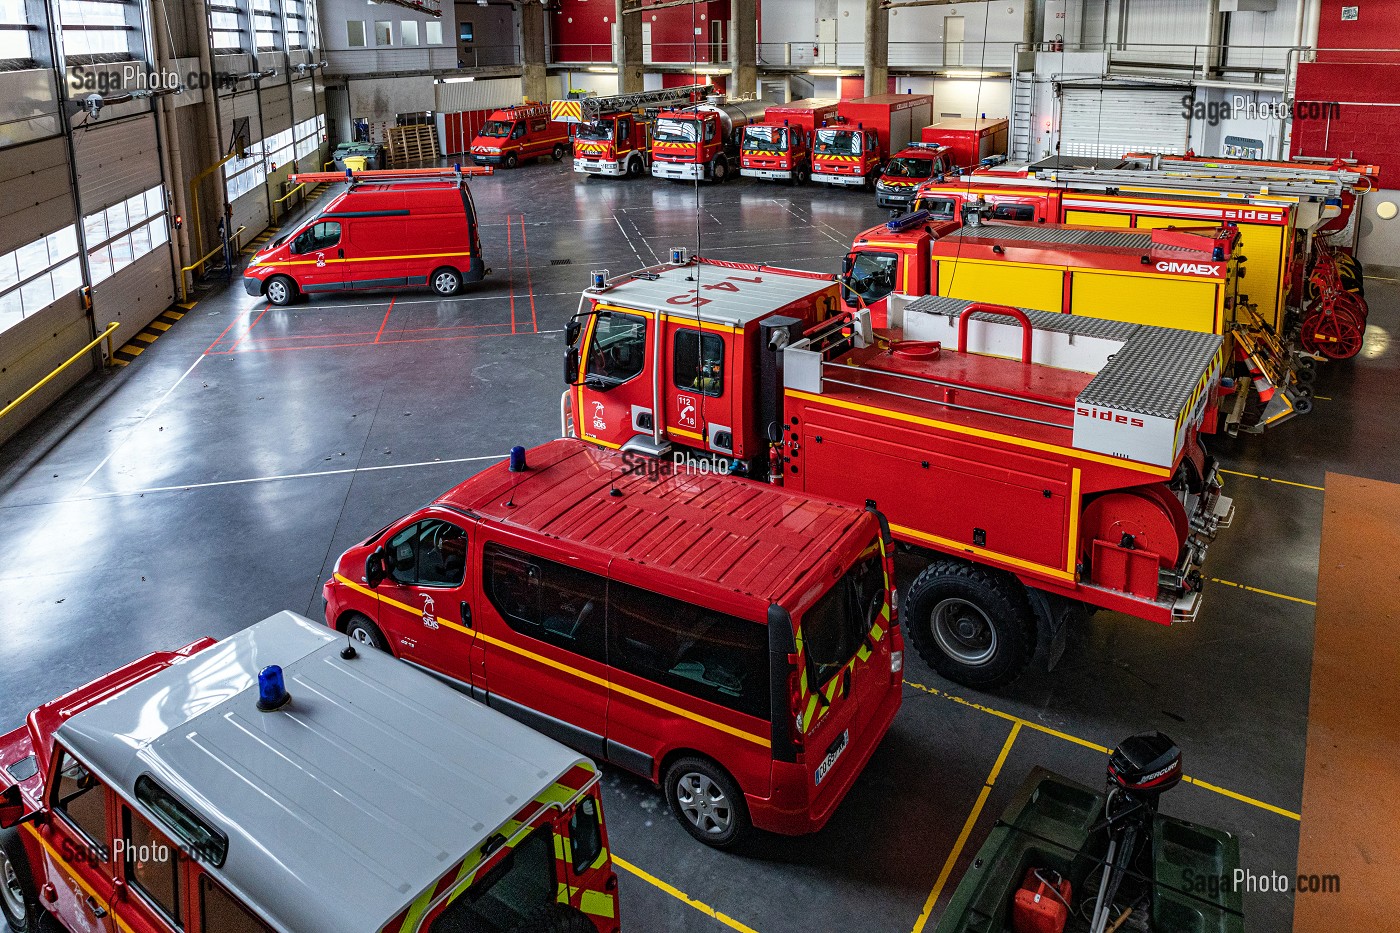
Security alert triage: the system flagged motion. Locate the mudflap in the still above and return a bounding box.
[1027,589,1088,672]
[464,255,489,283]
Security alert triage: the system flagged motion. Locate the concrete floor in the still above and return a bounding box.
[3,159,1396,933]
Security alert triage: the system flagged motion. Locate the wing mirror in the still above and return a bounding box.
[565,346,581,386]
[0,783,32,829]
[565,318,582,347]
[365,547,388,588]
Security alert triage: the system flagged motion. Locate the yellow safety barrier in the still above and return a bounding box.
[179,225,246,303]
[0,321,120,423]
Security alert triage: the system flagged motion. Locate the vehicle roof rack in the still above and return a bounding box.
[287,164,493,186]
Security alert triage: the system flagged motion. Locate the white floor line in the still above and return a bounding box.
[66,453,505,502]
[77,354,205,490]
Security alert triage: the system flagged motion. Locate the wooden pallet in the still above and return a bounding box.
[387,124,439,167]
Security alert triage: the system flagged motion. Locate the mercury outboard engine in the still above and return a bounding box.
[1088,732,1183,933]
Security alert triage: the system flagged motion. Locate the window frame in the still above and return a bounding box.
[48,746,111,863]
[672,328,725,399]
[122,804,184,928]
[200,873,276,933]
[583,309,648,388]
[482,542,607,662]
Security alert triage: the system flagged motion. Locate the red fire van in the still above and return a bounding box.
[322,438,903,849]
[471,102,571,168]
[245,168,488,305]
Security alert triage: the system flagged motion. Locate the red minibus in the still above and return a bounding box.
[322,438,903,848]
[244,169,487,305]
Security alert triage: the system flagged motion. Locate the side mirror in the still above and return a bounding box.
[565,319,581,347]
[0,783,30,829]
[565,346,581,386]
[365,547,388,588]
[841,253,854,279]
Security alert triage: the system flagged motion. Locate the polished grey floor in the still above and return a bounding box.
[4,158,1396,933]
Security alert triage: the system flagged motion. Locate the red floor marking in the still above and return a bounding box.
[505,213,517,335]
[205,305,262,355]
[520,215,538,333]
[374,294,398,343]
[223,305,270,354]
[225,325,516,353]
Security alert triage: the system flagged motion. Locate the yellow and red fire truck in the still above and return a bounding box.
[842,209,1304,432]
[649,97,770,183]
[551,85,714,179]
[739,99,839,184]
[561,257,1232,691]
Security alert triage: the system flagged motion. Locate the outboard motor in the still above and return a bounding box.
[1107,731,1183,809]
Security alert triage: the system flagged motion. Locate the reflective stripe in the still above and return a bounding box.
[21,824,138,933]
[334,574,771,748]
[580,888,618,918]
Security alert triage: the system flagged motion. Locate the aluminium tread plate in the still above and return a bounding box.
[941,224,1198,252]
[903,295,1223,420]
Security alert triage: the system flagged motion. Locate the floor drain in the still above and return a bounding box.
[550,259,573,266]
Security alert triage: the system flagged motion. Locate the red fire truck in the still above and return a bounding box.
[551,86,713,179]
[738,99,839,184]
[562,257,1232,690]
[470,102,571,168]
[921,117,1009,172]
[324,439,902,849]
[650,98,770,182]
[811,94,932,189]
[0,612,620,933]
[873,142,952,212]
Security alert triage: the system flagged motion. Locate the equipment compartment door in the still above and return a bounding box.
[666,323,736,456]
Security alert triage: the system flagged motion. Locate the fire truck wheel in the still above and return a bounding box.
[510,903,597,933]
[711,159,730,183]
[264,275,299,306]
[551,144,567,161]
[904,560,1035,689]
[0,827,48,933]
[793,164,810,185]
[505,153,519,169]
[664,756,750,849]
[626,156,645,178]
[342,614,387,652]
[431,267,463,297]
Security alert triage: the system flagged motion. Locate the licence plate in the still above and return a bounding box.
[815,729,849,786]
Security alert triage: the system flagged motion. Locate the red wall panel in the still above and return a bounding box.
[1291,60,1400,184]
[1315,2,1400,62]
[550,0,614,62]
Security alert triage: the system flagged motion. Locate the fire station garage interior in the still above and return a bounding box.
[2,1,1399,932]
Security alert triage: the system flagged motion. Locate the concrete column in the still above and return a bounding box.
[521,1,548,103]
[730,0,757,98]
[864,0,888,97]
[615,0,644,94]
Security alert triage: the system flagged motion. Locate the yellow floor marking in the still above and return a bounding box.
[1209,577,1317,606]
[132,333,157,344]
[614,855,761,933]
[1220,468,1324,492]
[148,320,171,331]
[903,679,1300,821]
[911,723,1021,933]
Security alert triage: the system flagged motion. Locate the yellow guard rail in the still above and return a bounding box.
[0,321,120,423]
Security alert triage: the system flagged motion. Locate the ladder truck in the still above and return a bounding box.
[551,84,714,178]
[561,256,1232,690]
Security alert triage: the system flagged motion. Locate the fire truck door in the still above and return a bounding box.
[666,324,735,456]
[841,249,900,318]
[39,749,117,933]
[378,516,478,687]
[578,307,656,450]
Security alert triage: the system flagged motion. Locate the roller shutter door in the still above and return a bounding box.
[1059,86,1188,159]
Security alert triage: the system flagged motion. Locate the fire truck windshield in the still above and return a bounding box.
[884,156,935,178]
[577,121,613,141]
[654,118,699,143]
[742,126,788,152]
[479,120,513,137]
[842,251,898,306]
[815,129,861,156]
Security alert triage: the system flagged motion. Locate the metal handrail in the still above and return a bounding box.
[0,321,120,423]
[179,225,247,302]
[273,182,305,222]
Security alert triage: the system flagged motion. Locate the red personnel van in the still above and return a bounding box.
[244,169,487,305]
[471,102,571,169]
[322,438,904,849]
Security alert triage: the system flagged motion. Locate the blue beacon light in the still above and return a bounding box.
[257,665,291,711]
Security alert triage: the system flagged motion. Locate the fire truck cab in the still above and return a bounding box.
[650,99,769,183]
[552,85,714,179]
[739,99,839,183]
[812,94,933,189]
[564,258,1233,690]
[471,102,570,168]
[873,142,953,212]
[0,612,620,933]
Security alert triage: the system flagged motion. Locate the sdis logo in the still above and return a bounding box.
[1155,260,1222,276]
[1078,406,1145,428]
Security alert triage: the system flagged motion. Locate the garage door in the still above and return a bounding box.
[1059,86,1189,159]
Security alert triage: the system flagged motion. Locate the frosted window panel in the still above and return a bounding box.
[0,288,23,324]
[0,252,17,290]
[88,246,111,283]
[21,273,54,313]
[16,238,49,271]
[131,224,152,259]
[145,185,164,217]
[401,21,418,47]
[105,202,128,236]
[109,234,134,273]
[426,22,442,44]
[59,1,126,27]
[126,192,148,224]
[83,213,106,244]
[51,258,81,296]
[149,215,168,246]
[47,225,78,261]
[347,21,365,47]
